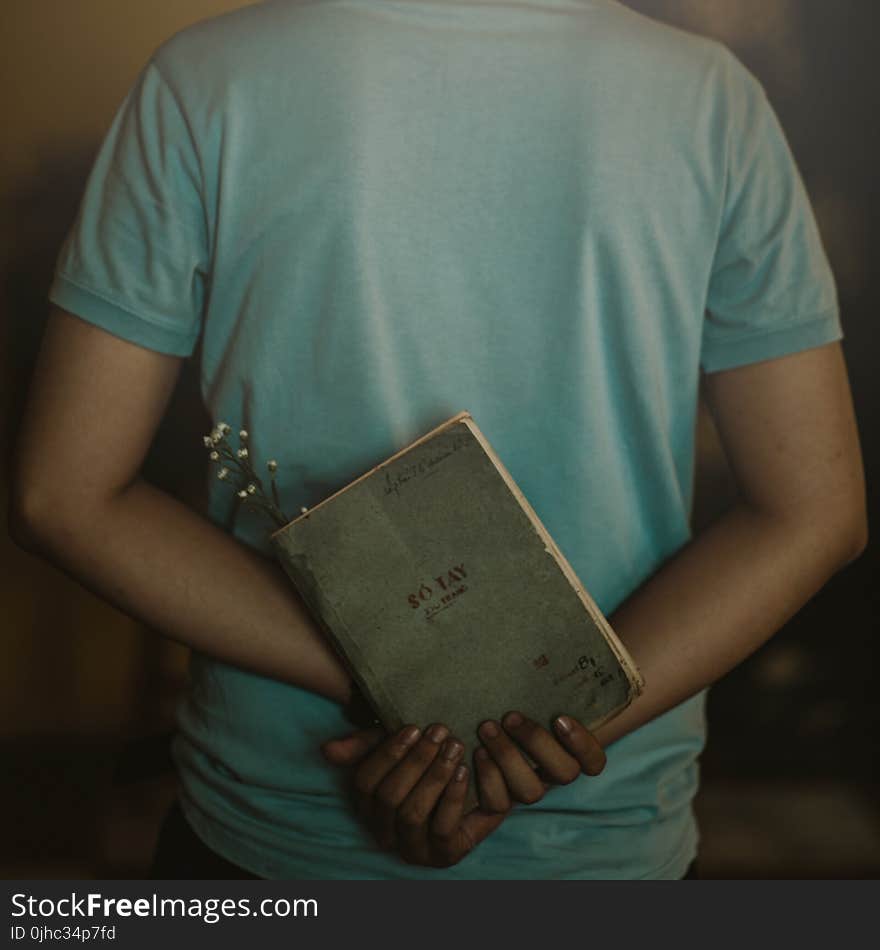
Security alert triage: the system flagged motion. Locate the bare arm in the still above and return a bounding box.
[595,342,867,746]
[323,341,867,835]
[9,307,353,704]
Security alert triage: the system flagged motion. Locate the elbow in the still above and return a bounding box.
[7,482,62,555]
[836,477,869,566]
[10,467,124,555]
[818,497,869,571]
[8,490,49,554]
[757,494,868,573]
[841,510,869,567]
[10,476,123,556]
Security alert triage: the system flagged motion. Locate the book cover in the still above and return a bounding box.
[271,411,643,801]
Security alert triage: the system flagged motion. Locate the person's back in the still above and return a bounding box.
[43,0,845,878]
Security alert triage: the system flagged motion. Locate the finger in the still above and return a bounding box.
[552,715,607,776]
[478,720,546,804]
[398,738,464,837]
[424,765,472,868]
[371,724,449,848]
[428,789,506,869]
[455,808,506,854]
[396,738,464,862]
[473,746,512,814]
[352,724,421,827]
[501,711,582,785]
[320,726,385,766]
[430,762,470,841]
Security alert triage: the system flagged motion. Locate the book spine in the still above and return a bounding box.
[271,544,407,735]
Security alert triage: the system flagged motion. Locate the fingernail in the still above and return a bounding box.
[428,723,449,744]
[479,721,499,740]
[554,715,572,735]
[454,765,468,783]
[503,711,523,728]
[401,725,421,746]
[442,739,463,761]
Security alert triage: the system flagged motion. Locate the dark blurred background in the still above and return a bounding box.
[2,0,877,878]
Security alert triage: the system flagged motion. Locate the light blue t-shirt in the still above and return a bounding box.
[50,0,840,879]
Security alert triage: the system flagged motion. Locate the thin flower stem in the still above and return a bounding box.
[205,426,290,529]
[240,495,288,528]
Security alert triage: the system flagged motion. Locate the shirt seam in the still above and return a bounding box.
[702,307,839,348]
[53,271,198,340]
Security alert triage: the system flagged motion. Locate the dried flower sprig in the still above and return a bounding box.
[203,422,290,528]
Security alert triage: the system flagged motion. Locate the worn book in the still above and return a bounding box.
[271,411,643,802]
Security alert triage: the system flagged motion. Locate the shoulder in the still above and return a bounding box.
[148,0,332,100]
[599,2,729,76]
[595,2,762,117]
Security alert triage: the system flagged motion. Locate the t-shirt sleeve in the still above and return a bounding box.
[700,51,841,373]
[49,58,208,357]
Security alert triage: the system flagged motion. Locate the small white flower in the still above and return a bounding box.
[238,489,248,499]
[203,436,214,448]
[209,450,220,461]
[217,467,229,480]
[267,459,278,473]
[219,422,231,435]
[210,429,223,445]
[300,506,308,514]
[239,429,249,441]
[237,447,249,459]
[247,483,257,495]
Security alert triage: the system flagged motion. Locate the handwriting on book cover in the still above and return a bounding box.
[382,432,471,498]
[551,654,623,689]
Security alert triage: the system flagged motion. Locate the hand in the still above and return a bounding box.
[322,724,506,868]
[472,712,606,813]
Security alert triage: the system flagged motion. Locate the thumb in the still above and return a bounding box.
[460,809,506,849]
[320,727,385,766]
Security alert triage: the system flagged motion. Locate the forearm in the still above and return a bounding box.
[16,476,353,704]
[595,499,865,747]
